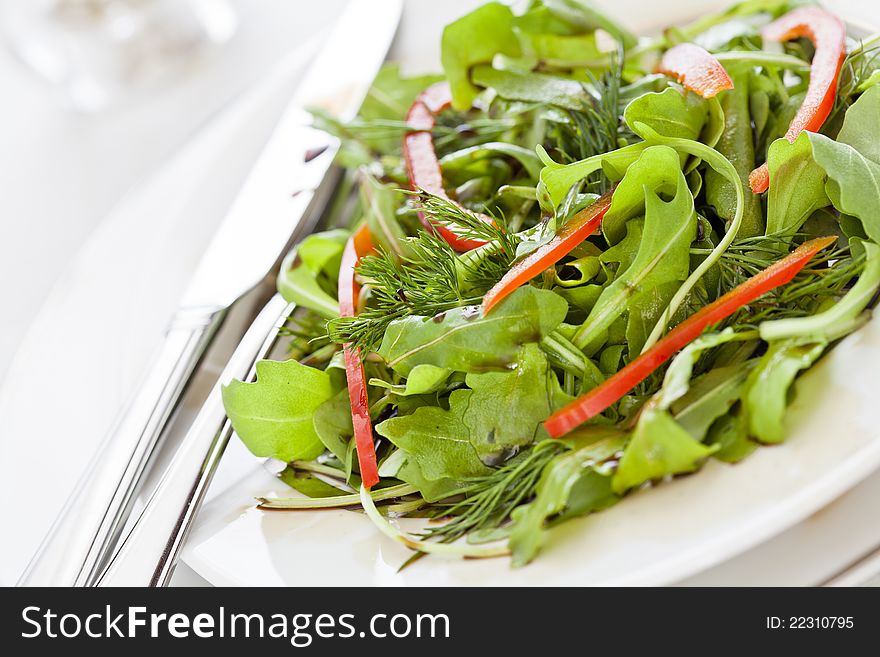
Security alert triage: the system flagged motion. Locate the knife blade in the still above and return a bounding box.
[20,0,402,587]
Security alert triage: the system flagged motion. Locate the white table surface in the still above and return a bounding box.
[1,0,878,587]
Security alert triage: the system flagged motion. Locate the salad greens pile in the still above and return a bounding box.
[222,0,880,566]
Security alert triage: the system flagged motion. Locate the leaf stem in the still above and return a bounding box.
[259,483,417,509]
[359,485,510,558]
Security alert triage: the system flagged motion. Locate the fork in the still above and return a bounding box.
[96,293,295,586]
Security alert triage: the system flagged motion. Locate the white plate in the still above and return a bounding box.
[181,313,880,586]
[3,0,879,587]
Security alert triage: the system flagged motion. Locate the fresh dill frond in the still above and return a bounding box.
[327,229,480,353]
[546,53,628,194]
[422,441,563,543]
[417,192,520,257]
[280,310,333,361]
[433,113,522,152]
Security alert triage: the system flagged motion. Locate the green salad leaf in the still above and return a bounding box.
[377,345,556,474]
[277,230,348,319]
[572,171,696,352]
[623,88,709,142]
[808,85,880,244]
[509,429,624,566]
[742,339,826,444]
[441,2,522,109]
[612,407,717,493]
[378,286,567,375]
[222,360,333,462]
[766,132,828,237]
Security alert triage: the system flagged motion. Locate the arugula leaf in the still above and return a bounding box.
[377,345,556,473]
[537,141,647,212]
[312,389,354,468]
[520,32,605,68]
[278,469,345,498]
[378,286,567,376]
[509,429,625,566]
[376,404,491,481]
[471,65,590,110]
[626,125,744,351]
[359,63,443,123]
[765,132,828,237]
[672,363,753,440]
[611,407,717,493]
[277,230,348,319]
[572,171,696,352]
[601,145,683,244]
[623,88,709,142]
[541,0,637,49]
[742,339,826,444]
[441,2,522,109]
[707,411,757,463]
[369,364,451,396]
[222,360,332,462]
[394,457,469,502]
[439,141,543,180]
[655,328,747,410]
[808,85,880,244]
[459,344,556,462]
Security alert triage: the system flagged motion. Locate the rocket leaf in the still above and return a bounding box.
[222,360,333,463]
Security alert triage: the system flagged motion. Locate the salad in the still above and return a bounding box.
[221,0,880,567]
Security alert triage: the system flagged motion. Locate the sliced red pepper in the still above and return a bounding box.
[749,7,846,193]
[404,81,494,252]
[657,43,735,98]
[544,236,837,437]
[338,223,379,488]
[482,190,614,315]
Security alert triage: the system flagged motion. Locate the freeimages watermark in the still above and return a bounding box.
[20,606,450,647]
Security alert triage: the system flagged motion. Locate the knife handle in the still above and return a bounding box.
[18,306,225,587]
[96,295,291,587]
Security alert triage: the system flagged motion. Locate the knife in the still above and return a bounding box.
[20,0,402,587]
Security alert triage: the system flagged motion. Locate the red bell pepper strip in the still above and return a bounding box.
[749,7,846,193]
[482,190,614,315]
[338,223,379,488]
[657,43,735,98]
[404,81,494,252]
[544,235,836,437]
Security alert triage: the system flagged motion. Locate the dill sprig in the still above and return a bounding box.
[416,192,520,257]
[548,53,629,193]
[328,193,521,353]
[280,310,333,361]
[328,234,472,353]
[422,441,563,543]
[701,233,864,328]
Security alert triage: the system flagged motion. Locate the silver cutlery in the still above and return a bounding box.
[97,293,293,587]
[20,0,402,586]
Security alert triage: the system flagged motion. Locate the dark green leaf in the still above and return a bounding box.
[378,286,567,375]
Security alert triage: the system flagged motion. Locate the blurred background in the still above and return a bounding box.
[1,0,879,586]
